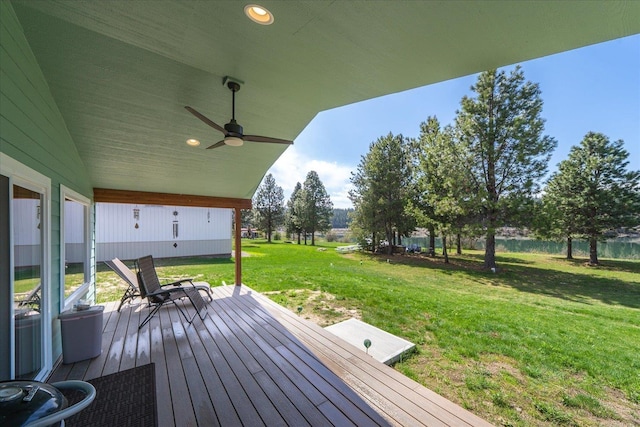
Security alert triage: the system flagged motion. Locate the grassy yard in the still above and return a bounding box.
[96,240,640,426]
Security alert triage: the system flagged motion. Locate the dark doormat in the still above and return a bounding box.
[63,363,157,427]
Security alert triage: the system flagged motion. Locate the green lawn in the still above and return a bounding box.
[96,240,640,426]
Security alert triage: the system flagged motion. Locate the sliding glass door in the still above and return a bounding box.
[1,154,51,381]
[12,184,44,379]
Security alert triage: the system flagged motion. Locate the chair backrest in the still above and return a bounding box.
[136,255,164,301]
[135,255,208,324]
[18,283,41,309]
[105,258,139,289]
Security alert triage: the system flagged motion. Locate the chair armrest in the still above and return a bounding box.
[146,287,187,298]
[163,278,194,287]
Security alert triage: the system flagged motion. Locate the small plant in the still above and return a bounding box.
[465,372,492,391]
[522,364,544,379]
[492,391,510,408]
[562,394,617,418]
[534,401,573,424]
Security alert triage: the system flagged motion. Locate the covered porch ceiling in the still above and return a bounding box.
[11,1,640,201]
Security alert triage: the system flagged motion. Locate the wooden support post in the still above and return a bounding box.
[234,207,242,286]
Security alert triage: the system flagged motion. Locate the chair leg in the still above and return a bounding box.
[138,304,161,330]
[203,287,212,302]
[118,286,139,312]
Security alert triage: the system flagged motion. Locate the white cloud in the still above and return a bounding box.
[267,146,354,208]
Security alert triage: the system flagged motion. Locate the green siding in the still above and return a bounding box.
[1,2,94,365]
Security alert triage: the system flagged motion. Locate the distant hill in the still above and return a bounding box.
[332,208,353,228]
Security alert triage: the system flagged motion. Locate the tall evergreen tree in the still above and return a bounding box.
[455,66,556,269]
[240,209,253,231]
[349,133,415,254]
[349,163,383,249]
[285,182,303,244]
[414,117,477,263]
[535,179,581,259]
[252,173,285,243]
[299,171,333,246]
[543,132,640,265]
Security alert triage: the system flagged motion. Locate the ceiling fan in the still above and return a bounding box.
[185,77,293,150]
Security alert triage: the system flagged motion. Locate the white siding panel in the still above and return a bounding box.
[97,239,231,262]
[95,203,231,261]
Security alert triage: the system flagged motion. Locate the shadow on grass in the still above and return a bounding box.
[461,252,536,265]
[495,264,640,309]
[558,256,640,274]
[362,252,640,309]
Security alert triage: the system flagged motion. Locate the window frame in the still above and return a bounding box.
[60,185,91,312]
[1,152,52,381]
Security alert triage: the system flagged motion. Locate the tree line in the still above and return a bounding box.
[249,171,333,245]
[331,208,353,228]
[349,66,640,268]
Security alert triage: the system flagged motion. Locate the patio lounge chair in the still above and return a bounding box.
[16,283,41,311]
[104,259,141,312]
[105,258,213,312]
[135,255,208,330]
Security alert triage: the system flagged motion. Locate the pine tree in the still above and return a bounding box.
[298,171,333,246]
[414,117,478,263]
[285,182,303,244]
[455,66,556,269]
[252,174,285,243]
[543,132,640,265]
[349,133,415,254]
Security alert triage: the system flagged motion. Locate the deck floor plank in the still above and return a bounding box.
[203,310,286,426]
[148,304,175,427]
[159,304,197,426]
[50,285,493,427]
[179,305,242,426]
[180,305,239,426]
[219,288,390,426]
[213,296,323,426]
[168,304,219,427]
[119,300,142,372]
[101,300,132,376]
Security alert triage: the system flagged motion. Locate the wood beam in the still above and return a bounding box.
[234,207,242,286]
[93,188,251,209]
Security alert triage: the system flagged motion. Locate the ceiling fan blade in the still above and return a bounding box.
[185,106,226,134]
[243,135,294,145]
[206,140,226,150]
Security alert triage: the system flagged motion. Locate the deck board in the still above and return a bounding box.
[51,285,492,426]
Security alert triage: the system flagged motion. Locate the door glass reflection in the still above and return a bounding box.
[13,185,43,379]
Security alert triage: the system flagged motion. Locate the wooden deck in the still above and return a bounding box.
[50,285,492,426]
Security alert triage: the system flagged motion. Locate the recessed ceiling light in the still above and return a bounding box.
[244,4,274,25]
[186,138,200,147]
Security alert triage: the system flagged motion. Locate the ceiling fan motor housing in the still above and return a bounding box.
[224,120,243,137]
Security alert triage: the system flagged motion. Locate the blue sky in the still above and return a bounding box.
[269,35,640,208]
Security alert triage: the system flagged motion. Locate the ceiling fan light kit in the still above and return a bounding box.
[185,76,293,150]
[224,136,244,146]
